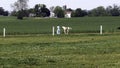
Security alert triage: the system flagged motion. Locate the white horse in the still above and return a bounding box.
[62,26,72,34]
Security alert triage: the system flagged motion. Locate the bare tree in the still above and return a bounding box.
[11,0,29,11]
[11,0,29,19]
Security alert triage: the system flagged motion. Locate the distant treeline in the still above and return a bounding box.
[1,4,120,18]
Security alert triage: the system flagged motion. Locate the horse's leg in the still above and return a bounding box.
[66,29,69,35]
[66,29,68,34]
[65,29,67,34]
[65,30,67,34]
[64,29,66,34]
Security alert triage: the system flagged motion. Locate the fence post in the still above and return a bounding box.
[52,26,55,36]
[100,25,102,35]
[3,28,6,37]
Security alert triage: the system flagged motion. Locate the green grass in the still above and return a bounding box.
[0,16,120,68]
[0,16,120,34]
[0,34,120,68]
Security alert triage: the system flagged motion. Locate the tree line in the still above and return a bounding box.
[1,0,120,19]
[72,4,120,17]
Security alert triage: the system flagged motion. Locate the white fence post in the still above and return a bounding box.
[3,28,6,37]
[52,26,55,36]
[100,25,102,35]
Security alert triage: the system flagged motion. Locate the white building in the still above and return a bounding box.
[65,11,72,18]
[50,12,55,18]
[29,13,36,17]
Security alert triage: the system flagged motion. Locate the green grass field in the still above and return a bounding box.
[0,16,120,34]
[0,16,120,68]
[0,34,120,68]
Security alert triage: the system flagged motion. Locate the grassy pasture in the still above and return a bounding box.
[0,34,120,68]
[0,16,120,68]
[0,16,120,34]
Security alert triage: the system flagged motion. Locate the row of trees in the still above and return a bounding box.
[88,4,120,16]
[54,4,120,17]
[0,7,9,16]
[72,4,120,17]
[9,0,120,19]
